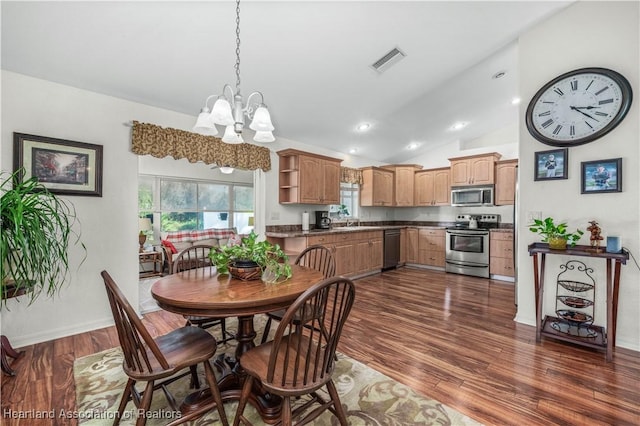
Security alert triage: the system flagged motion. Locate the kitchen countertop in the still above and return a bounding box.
[266,224,445,238]
[265,222,514,238]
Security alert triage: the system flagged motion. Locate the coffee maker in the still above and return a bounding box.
[315,211,332,229]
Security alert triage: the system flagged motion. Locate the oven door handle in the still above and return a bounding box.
[446,230,489,237]
[445,260,489,268]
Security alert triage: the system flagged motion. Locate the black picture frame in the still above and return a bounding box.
[581,158,622,194]
[534,148,568,181]
[13,133,103,197]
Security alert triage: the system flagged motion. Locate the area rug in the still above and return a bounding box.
[74,317,482,425]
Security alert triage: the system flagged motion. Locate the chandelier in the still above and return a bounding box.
[193,0,275,144]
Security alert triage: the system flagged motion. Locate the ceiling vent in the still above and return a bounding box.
[370,47,406,73]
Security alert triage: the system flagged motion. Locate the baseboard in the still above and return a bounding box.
[8,317,115,349]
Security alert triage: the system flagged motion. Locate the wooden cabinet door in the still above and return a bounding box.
[433,169,451,206]
[495,160,517,205]
[394,166,416,206]
[322,160,341,204]
[450,159,471,186]
[370,238,384,270]
[469,156,495,185]
[374,169,394,206]
[406,228,419,263]
[333,242,355,276]
[414,170,435,206]
[298,155,323,203]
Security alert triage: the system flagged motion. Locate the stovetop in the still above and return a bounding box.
[448,214,501,231]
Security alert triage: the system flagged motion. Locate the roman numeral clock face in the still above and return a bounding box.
[526,68,632,147]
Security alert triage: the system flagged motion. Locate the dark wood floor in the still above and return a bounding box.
[2,267,639,425]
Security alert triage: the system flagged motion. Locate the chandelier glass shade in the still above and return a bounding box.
[193,0,275,144]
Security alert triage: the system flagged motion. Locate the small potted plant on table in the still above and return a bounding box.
[529,217,584,250]
[209,231,292,282]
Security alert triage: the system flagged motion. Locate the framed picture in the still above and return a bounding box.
[534,148,568,181]
[13,133,103,197]
[581,158,622,194]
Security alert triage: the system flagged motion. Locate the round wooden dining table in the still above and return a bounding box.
[150,264,323,423]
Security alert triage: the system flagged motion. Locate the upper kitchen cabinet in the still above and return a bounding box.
[381,164,423,206]
[449,152,502,186]
[360,167,394,206]
[495,159,518,205]
[277,149,342,205]
[414,167,451,206]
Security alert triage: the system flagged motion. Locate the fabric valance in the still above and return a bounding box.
[340,167,363,185]
[131,121,271,172]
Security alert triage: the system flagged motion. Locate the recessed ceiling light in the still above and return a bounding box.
[356,123,371,132]
[407,142,420,150]
[512,97,521,105]
[492,70,507,79]
[450,122,468,131]
[349,148,358,154]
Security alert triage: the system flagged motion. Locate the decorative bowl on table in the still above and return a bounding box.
[228,260,262,281]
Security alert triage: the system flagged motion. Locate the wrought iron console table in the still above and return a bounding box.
[528,242,629,362]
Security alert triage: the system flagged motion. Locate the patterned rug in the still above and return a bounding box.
[74,317,482,425]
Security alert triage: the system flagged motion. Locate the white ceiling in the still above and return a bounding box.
[1,1,573,163]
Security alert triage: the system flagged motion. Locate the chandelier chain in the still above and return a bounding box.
[234,0,241,94]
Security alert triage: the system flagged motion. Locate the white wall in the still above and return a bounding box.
[0,71,200,347]
[516,1,639,351]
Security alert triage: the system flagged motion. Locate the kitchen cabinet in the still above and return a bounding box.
[277,149,342,204]
[405,228,419,263]
[400,228,407,264]
[287,230,383,277]
[448,152,501,186]
[495,159,518,206]
[418,229,445,267]
[490,230,514,278]
[381,164,423,206]
[414,167,451,206]
[360,167,394,206]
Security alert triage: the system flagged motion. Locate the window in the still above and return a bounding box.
[330,182,359,218]
[138,175,253,233]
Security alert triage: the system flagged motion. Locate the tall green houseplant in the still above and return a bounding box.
[1,171,84,306]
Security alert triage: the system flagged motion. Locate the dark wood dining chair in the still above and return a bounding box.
[101,270,229,426]
[172,245,235,346]
[260,245,336,344]
[233,276,356,426]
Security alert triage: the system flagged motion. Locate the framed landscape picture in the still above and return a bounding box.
[581,158,622,194]
[13,133,103,196]
[534,148,568,181]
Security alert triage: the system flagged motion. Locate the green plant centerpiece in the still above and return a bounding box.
[1,170,85,306]
[528,217,584,250]
[209,231,292,283]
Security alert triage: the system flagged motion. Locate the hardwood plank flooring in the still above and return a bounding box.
[1,267,638,425]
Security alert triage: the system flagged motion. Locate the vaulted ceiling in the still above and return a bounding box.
[2,1,572,163]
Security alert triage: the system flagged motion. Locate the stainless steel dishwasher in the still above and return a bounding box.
[383,229,401,270]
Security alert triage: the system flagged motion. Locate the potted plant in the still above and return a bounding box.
[1,170,85,306]
[529,217,584,250]
[209,231,292,282]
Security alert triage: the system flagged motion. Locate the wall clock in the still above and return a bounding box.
[525,67,632,147]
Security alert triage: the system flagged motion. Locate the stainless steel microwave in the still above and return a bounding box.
[451,185,494,207]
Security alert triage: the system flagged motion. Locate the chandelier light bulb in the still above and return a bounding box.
[219,166,234,174]
[210,98,234,126]
[222,125,244,144]
[253,131,275,143]
[249,106,274,132]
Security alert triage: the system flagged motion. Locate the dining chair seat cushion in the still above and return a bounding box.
[124,326,217,381]
[240,334,331,396]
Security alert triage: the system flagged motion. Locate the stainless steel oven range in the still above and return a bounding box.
[445,214,500,278]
